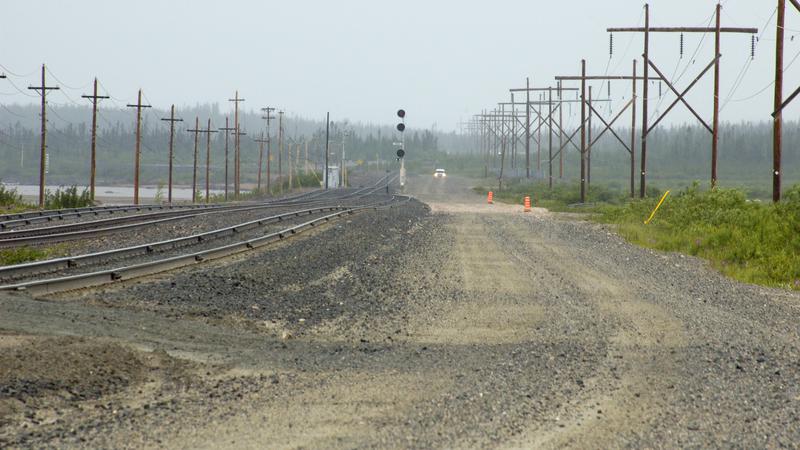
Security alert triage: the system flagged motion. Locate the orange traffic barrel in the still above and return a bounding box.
[487,191,494,204]
[524,196,531,212]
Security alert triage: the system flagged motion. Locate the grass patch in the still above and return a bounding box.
[0,246,50,266]
[597,182,800,290]
[472,180,660,212]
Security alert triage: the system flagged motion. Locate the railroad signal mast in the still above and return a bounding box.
[396,109,406,188]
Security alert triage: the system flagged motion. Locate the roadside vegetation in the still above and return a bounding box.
[475,179,800,290]
[44,185,93,209]
[472,180,661,212]
[598,183,800,290]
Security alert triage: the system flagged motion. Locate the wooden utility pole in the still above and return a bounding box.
[588,85,593,186]
[608,3,757,196]
[81,78,109,202]
[631,60,638,198]
[219,118,235,201]
[187,119,218,202]
[186,117,201,203]
[254,133,269,192]
[525,77,531,178]
[556,63,648,199]
[28,65,59,208]
[261,107,276,193]
[324,112,330,190]
[203,119,218,202]
[228,91,245,198]
[774,0,786,203]
[548,87,554,189]
[126,89,151,205]
[231,128,247,194]
[278,111,285,193]
[160,105,183,203]
[580,60,587,203]
[771,0,800,202]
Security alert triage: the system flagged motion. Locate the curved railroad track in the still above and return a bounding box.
[0,194,409,295]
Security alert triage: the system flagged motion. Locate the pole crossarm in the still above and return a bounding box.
[552,116,590,161]
[510,87,579,92]
[555,75,663,81]
[607,26,757,34]
[646,56,718,134]
[588,98,633,153]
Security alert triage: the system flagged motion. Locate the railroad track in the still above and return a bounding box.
[0,188,325,231]
[0,194,409,295]
[0,178,393,248]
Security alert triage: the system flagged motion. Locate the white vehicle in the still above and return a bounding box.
[433,168,447,178]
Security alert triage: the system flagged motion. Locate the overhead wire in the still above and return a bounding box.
[720,7,777,111]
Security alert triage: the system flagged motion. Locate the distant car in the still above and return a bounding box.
[433,168,447,178]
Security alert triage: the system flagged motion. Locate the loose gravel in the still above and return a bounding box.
[0,176,798,449]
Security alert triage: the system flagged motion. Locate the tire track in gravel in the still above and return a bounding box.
[484,216,689,449]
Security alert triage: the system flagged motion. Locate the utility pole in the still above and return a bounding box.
[186,117,201,203]
[278,111,285,193]
[203,119,218,202]
[81,78,109,202]
[254,133,269,192]
[774,0,786,203]
[771,0,800,202]
[261,107,276,193]
[28,65,59,208]
[608,3,757,196]
[548,87,553,189]
[228,91,245,198]
[556,63,648,199]
[580,60,587,203]
[324,112,330,190]
[126,89,151,205]
[558,82,564,179]
[588,85,593,187]
[231,127,247,194]
[219,118,235,201]
[160,105,183,203]
[526,77,531,178]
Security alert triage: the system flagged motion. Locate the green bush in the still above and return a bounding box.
[598,182,800,290]
[0,183,25,208]
[45,186,93,209]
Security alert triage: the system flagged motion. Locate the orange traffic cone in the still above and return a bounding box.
[523,196,531,212]
[487,191,494,204]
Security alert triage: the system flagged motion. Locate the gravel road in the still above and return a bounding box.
[0,174,798,448]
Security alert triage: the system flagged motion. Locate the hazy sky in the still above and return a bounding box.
[1,0,798,131]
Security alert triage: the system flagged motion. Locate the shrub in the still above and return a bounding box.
[45,186,93,209]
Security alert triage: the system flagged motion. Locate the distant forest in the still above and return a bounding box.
[463,120,800,197]
[0,103,444,187]
[0,102,797,196]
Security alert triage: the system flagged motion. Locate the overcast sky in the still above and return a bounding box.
[1,0,798,132]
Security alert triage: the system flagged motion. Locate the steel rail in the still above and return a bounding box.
[0,190,359,244]
[0,203,216,229]
[0,196,410,295]
[0,205,351,280]
[0,187,329,228]
[0,175,395,248]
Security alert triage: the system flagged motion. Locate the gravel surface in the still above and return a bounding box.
[0,174,797,448]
